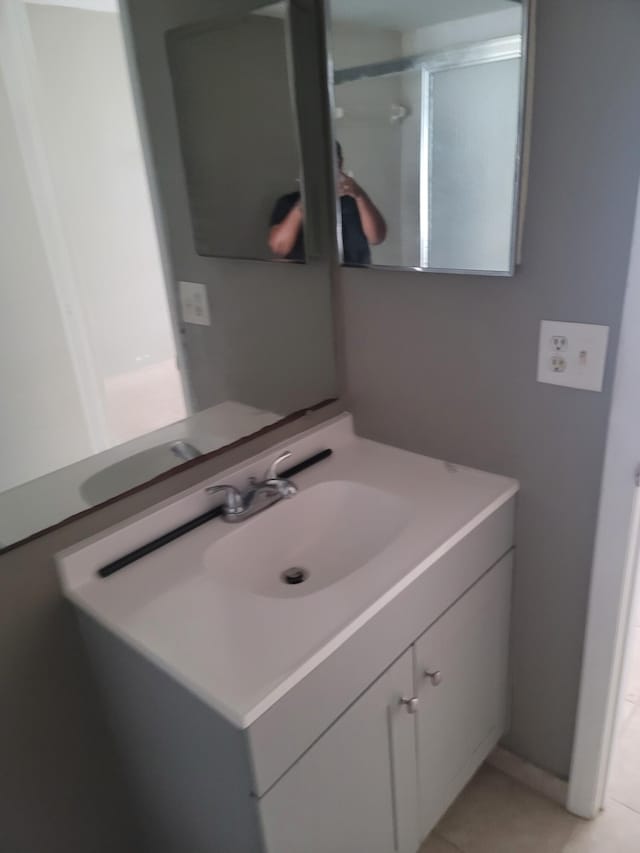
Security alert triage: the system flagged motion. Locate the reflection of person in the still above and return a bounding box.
[268,142,387,264]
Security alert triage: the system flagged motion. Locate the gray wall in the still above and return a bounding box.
[340,0,640,778]
[168,13,299,260]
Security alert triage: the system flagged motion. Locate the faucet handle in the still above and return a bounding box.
[205,484,244,516]
[265,451,293,481]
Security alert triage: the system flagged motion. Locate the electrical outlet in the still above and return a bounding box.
[537,321,609,391]
[552,335,568,352]
[179,281,211,326]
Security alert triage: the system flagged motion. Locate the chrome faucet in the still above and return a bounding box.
[206,451,298,523]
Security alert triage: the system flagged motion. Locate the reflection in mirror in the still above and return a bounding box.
[0,0,335,549]
[167,3,306,261]
[328,0,528,274]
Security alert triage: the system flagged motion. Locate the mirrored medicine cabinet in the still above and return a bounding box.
[326,0,531,275]
[0,0,532,551]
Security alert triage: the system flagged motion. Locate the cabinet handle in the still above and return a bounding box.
[399,696,419,714]
[424,670,443,686]
[387,707,400,851]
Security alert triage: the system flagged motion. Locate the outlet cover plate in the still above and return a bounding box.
[179,280,211,326]
[537,320,609,391]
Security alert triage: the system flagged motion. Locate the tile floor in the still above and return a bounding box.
[420,597,640,853]
[420,765,640,853]
[608,602,640,816]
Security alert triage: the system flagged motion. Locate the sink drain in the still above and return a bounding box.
[281,567,309,586]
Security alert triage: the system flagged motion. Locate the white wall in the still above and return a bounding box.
[26,4,185,437]
[568,165,640,815]
[0,2,186,493]
[0,71,93,493]
[402,7,522,54]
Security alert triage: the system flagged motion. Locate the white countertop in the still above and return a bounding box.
[57,415,518,730]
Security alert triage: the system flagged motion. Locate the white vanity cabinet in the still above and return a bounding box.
[68,524,514,853]
[259,650,419,853]
[259,554,512,853]
[58,419,518,853]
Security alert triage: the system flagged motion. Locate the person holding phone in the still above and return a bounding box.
[268,142,387,264]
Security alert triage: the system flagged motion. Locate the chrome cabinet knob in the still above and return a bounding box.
[424,669,443,686]
[400,696,419,714]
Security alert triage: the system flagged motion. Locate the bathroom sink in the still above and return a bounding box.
[58,414,519,728]
[203,480,410,597]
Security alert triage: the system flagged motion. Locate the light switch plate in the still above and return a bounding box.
[179,280,211,326]
[537,321,609,391]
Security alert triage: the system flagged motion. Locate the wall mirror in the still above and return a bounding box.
[327,0,530,275]
[166,4,306,261]
[0,0,336,550]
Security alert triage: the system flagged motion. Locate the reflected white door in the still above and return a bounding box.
[422,57,521,272]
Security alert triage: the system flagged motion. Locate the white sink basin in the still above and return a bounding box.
[204,480,409,598]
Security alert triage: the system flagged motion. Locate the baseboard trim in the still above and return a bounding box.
[486,746,568,807]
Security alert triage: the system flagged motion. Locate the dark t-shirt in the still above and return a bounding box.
[269,191,371,265]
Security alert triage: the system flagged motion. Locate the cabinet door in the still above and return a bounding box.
[415,553,512,838]
[259,649,418,853]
